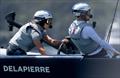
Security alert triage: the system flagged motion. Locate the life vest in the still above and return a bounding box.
[69,21,100,55]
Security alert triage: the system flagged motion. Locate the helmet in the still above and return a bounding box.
[34,10,52,22]
[72,3,91,16]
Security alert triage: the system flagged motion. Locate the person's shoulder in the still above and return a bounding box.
[69,20,76,27]
[71,20,77,24]
[19,22,30,30]
[82,21,91,26]
[71,20,80,26]
[84,25,95,33]
[22,22,30,26]
[84,23,93,28]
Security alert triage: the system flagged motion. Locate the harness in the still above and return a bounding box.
[26,23,45,42]
[69,21,102,56]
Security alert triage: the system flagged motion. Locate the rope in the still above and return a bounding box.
[106,0,119,43]
[57,42,64,55]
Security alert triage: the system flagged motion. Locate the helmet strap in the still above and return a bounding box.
[35,19,47,29]
[46,19,53,29]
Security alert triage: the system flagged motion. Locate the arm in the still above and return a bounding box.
[33,39,46,55]
[43,35,62,47]
[83,26,119,55]
[30,29,46,55]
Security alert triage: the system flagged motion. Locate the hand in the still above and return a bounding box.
[61,39,69,44]
[112,51,120,58]
[65,36,71,39]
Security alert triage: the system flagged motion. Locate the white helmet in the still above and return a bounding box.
[34,10,52,21]
[72,3,91,16]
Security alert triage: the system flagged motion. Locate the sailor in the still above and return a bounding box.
[68,3,120,58]
[7,10,67,55]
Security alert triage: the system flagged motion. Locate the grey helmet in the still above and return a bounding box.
[34,10,52,22]
[72,3,91,16]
